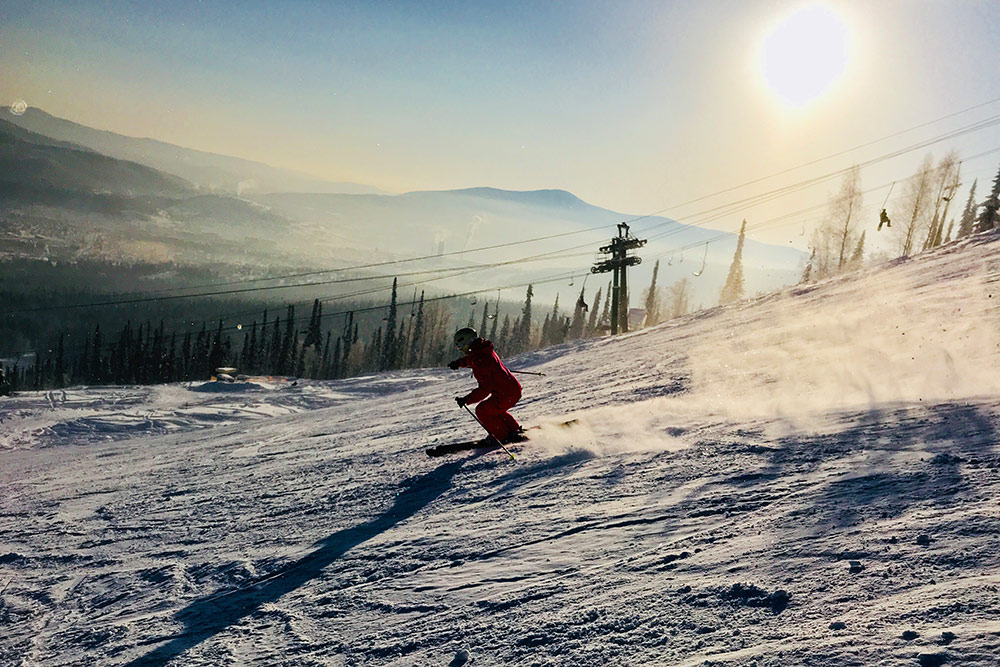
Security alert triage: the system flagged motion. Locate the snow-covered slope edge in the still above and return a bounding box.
[2,233,1000,666]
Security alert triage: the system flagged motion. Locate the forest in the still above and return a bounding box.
[3,157,998,394]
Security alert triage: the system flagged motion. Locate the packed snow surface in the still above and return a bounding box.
[3,234,1000,666]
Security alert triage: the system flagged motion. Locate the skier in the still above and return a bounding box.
[447,327,525,445]
[878,208,891,231]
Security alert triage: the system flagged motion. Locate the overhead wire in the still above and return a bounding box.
[645,145,1000,262]
[620,97,1000,225]
[6,99,1000,359]
[2,245,597,315]
[28,97,1000,302]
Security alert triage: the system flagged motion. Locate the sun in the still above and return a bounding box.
[759,3,850,109]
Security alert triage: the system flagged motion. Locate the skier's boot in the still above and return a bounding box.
[502,428,529,444]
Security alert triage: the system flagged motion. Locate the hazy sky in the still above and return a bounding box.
[3,0,1000,252]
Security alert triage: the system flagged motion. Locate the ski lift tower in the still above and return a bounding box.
[591,223,646,334]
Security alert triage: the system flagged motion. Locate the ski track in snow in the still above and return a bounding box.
[2,233,1000,665]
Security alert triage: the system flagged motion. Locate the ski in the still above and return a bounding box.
[426,439,504,457]
[424,420,577,458]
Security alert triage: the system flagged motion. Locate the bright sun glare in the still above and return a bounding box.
[760,3,850,109]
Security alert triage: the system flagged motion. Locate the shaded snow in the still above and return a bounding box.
[2,233,1000,665]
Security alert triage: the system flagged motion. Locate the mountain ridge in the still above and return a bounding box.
[1,107,808,306]
[3,106,384,196]
[0,117,194,197]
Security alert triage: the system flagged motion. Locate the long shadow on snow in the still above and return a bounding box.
[713,401,997,486]
[765,401,996,538]
[124,457,468,667]
[770,401,996,466]
[686,401,998,547]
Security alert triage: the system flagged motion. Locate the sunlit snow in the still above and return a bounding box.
[3,233,1000,665]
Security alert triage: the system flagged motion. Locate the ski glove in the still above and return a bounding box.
[455,396,466,408]
[448,360,461,370]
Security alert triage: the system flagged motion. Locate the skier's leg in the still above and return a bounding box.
[479,390,521,442]
[475,397,508,441]
[497,391,521,435]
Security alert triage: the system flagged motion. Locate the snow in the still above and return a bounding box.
[3,233,1000,665]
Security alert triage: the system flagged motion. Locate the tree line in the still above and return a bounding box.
[4,158,998,393]
[801,157,1000,282]
[0,275,643,392]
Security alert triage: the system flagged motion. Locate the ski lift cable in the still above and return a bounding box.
[263,269,590,334]
[647,193,873,262]
[181,225,636,320]
[625,114,1000,250]
[880,181,897,210]
[618,98,1000,226]
[2,251,598,362]
[192,247,595,326]
[3,266,593,360]
[4,243,596,315]
[175,228,606,329]
[108,227,617,297]
[0,262,589,360]
[9,111,1000,354]
[571,121,1000,272]
[37,99,1000,303]
[11,101,995,317]
[642,144,1000,254]
[666,117,1000,232]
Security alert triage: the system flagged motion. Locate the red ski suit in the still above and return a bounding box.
[457,338,522,441]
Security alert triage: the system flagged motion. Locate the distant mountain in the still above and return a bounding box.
[426,187,594,210]
[257,187,601,260]
[2,106,384,196]
[0,118,192,197]
[0,118,325,269]
[0,108,808,306]
[258,187,807,304]
[259,186,808,268]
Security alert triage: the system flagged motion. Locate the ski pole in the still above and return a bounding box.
[510,370,546,376]
[463,404,517,462]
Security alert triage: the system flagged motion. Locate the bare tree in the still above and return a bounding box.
[830,166,863,271]
[892,154,935,257]
[419,301,453,366]
[922,151,961,250]
[665,278,692,319]
[805,166,863,280]
[806,222,838,280]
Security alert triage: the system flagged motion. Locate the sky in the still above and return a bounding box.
[2,0,1000,253]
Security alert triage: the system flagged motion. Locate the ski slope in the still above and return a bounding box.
[3,232,1000,666]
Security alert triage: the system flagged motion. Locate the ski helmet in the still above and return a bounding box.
[454,327,478,351]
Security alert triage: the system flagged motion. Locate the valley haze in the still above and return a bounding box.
[1,105,806,312]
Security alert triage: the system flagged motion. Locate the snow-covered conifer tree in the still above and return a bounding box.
[719,220,747,305]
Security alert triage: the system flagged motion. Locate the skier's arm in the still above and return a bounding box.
[464,355,504,404]
[464,384,490,405]
[448,355,472,370]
